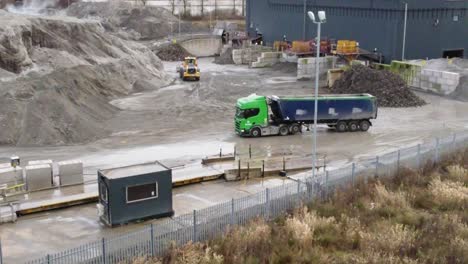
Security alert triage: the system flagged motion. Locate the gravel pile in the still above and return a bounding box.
[331,65,426,107]
[214,48,234,64]
[156,44,192,61]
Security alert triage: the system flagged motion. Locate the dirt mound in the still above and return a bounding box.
[156,44,192,61]
[214,48,234,64]
[331,65,426,107]
[0,10,170,146]
[67,2,206,40]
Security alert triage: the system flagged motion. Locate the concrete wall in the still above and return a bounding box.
[232,46,273,65]
[180,37,222,57]
[413,69,460,95]
[247,0,468,62]
[251,52,282,68]
[297,56,337,80]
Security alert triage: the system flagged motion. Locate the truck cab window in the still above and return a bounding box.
[244,108,260,118]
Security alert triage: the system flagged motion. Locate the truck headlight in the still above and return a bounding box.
[241,130,245,132]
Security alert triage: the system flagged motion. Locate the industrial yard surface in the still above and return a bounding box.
[0,1,468,263]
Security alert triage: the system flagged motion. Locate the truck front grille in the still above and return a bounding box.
[188,68,196,74]
[235,120,240,130]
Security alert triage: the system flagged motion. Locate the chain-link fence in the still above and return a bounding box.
[10,132,468,264]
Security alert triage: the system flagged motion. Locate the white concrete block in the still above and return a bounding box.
[0,167,23,186]
[28,160,53,166]
[25,164,53,191]
[58,160,83,186]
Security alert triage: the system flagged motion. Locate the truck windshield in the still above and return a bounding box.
[236,108,259,118]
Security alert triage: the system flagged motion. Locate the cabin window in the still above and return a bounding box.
[126,182,159,203]
[244,108,260,118]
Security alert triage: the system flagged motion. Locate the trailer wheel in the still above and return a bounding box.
[336,121,348,132]
[359,120,371,132]
[251,128,261,137]
[290,124,301,134]
[348,121,359,132]
[279,125,289,136]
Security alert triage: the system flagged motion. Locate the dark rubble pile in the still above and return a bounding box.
[156,44,192,61]
[331,65,426,107]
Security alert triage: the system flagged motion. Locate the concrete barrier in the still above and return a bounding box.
[297,56,337,80]
[179,37,222,57]
[0,166,23,186]
[58,160,84,186]
[25,164,53,191]
[416,69,460,95]
[251,52,283,68]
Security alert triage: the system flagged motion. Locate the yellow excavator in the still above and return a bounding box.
[177,57,200,81]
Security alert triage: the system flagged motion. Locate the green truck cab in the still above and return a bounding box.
[235,94,269,137]
[235,93,378,137]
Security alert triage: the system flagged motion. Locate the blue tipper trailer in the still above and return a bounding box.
[97,161,174,227]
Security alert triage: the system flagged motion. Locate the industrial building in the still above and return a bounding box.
[246,0,468,62]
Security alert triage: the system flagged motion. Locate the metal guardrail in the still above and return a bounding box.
[4,132,467,264]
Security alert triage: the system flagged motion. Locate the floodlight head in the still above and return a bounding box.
[318,11,326,23]
[307,11,316,23]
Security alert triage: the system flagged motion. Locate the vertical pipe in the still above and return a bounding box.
[150,224,155,257]
[282,157,286,171]
[402,2,408,60]
[435,138,440,163]
[262,160,265,177]
[238,159,241,179]
[178,12,181,37]
[47,254,51,264]
[351,163,355,187]
[312,22,321,180]
[302,0,307,40]
[249,144,252,158]
[193,210,197,242]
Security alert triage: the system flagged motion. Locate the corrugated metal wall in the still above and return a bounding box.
[247,0,468,62]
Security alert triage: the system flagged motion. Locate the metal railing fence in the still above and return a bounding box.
[6,131,468,264]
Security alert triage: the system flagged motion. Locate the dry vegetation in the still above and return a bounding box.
[137,149,468,264]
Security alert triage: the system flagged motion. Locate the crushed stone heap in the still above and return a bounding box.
[331,65,426,107]
[0,10,171,146]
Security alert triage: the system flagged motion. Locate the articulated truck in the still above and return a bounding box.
[235,94,377,137]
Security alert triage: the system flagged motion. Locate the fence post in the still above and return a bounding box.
[397,149,401,175]
[150,223,155,257]
[219,148,222,157]
[351,163,356,187]
[249,144,252,159]
[283,157,286,171]
[231,198,235,225]
[47,254,51,264]
[417,144,421,169]
[262,160,265,177]
[234,146,237,157]
[325,171,329,200]
[435,138,440,163]
[0,239,3,264]
[193,210,197,242]
[297,180,301,203]
[375,156,379,177]
[452,133,457,151]
[265,188,270,219]
[102,238,106,264]
[237,159,241,179]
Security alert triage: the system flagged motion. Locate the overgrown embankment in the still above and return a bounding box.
[142,149,468,263]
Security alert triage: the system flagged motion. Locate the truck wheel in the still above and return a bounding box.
[290,124,301,134]
[359,120,371,132]
[336,121,348,132]
[279,125,289,136]
[250,128,261,137]
[348,121,359,132]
